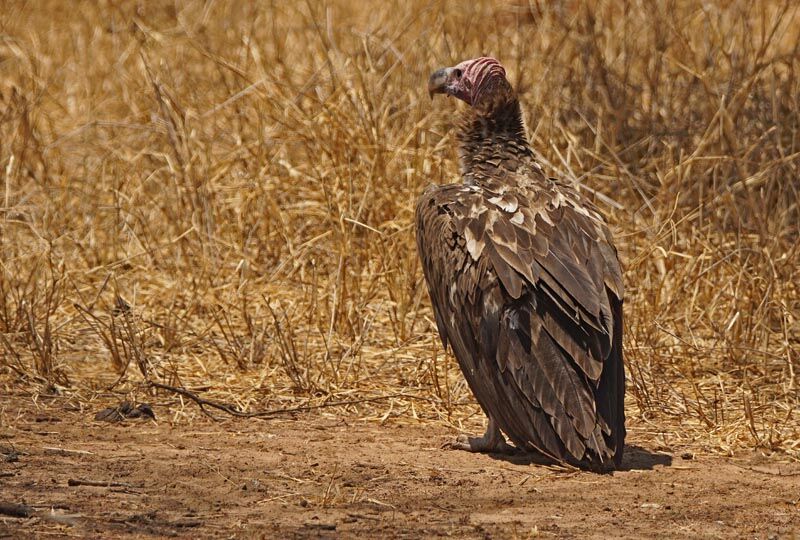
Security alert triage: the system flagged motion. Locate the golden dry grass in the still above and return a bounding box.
[1,0,798,459]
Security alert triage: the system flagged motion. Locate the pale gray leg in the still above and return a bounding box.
[447,416,516,454]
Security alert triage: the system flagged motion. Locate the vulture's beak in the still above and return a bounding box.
[428,67,454,99]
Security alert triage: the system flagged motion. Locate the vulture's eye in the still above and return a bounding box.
[453,69,463,79]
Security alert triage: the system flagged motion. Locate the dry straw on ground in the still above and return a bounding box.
[1,0,798,459]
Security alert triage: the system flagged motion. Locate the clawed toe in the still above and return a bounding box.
[444,434,472,451]
[442,434,470,450]
[445,433,516,454]
[444,418,517,454]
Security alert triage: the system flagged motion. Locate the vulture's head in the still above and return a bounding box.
[428,57,513,111]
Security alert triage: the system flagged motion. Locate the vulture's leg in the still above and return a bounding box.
[449,416,515,454]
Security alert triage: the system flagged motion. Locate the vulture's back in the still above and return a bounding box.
[415,172,626,468]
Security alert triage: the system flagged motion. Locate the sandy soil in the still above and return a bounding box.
[1,397,798,539]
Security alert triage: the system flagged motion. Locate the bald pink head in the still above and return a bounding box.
[428,57,509,108]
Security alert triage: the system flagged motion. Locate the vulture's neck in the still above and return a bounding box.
[457,98,534,179]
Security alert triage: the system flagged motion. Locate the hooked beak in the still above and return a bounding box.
[428,67,454,99]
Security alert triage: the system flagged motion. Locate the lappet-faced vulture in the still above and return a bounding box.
[416,57,626,470]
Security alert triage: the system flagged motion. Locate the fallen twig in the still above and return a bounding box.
[0,502,80,525]
[67,478,139,488]
[148,381,437,420]
[736,465,800,477]
[43,447,94,457]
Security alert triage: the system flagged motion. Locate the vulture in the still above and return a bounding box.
[416,57,625,470]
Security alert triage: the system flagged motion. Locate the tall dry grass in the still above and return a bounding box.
[1,0,798,458]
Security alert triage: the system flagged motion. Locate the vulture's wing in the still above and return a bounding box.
[416,174,625,466]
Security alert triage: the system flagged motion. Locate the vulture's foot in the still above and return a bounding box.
[446,418,515,454]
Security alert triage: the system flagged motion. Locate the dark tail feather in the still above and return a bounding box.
[596,294,626,468]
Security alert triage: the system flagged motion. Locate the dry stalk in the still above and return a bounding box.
[0,0,798,459]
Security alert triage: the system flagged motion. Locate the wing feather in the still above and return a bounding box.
[416,175,624,467]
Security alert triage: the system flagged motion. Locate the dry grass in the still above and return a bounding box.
[1,0,798,459]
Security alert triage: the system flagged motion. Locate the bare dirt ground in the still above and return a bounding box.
[1,396,798,539]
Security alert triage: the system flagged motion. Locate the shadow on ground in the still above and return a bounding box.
[481,443,672,472]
